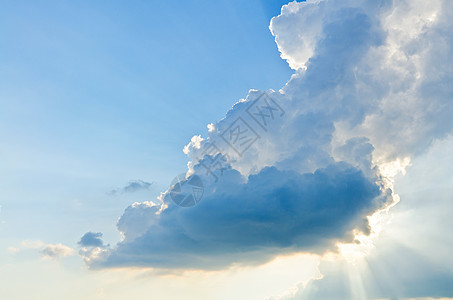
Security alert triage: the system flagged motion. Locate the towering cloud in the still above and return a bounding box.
[81,0,453,272]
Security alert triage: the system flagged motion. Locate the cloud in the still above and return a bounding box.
[93,162,389,269]
[270,135,453,299]
[78,233,110,265]
[41,243,75,259]
[10,240,75,259]
[78,232,107,248]
[108,180,153,195]
[81,0,453,285]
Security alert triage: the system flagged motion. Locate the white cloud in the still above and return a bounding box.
[41,243,75,259]
[183,135,204,155]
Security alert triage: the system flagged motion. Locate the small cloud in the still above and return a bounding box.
[78,232,111,265]
[41,243,75,259]
[78,232,107,248]
[11,241,75,259]
[207,123,215,132]
[108,180,153,195]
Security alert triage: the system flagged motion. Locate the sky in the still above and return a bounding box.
[0,0,291,247]
[1,0,453,299]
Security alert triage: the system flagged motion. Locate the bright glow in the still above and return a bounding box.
[337,157,411,262]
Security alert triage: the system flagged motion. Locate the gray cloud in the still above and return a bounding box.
[108,180,153,195]
[87,161,390,269]
[78,232,106,248]
[273,135,453,299]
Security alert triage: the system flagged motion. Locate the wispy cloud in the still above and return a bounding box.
[41,243,75,259]
[108,180,153,195]
[10,240,75,259]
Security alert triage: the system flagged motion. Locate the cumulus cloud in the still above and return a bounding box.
[81,0,453,282]
[108,180,153,195]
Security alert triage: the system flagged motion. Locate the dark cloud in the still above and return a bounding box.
[278,136,453,299]
[87,162,389,269]
[78,232,106,248]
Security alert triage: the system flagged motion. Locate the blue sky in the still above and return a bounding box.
[0,0,291,246]
[1,1,453,299]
